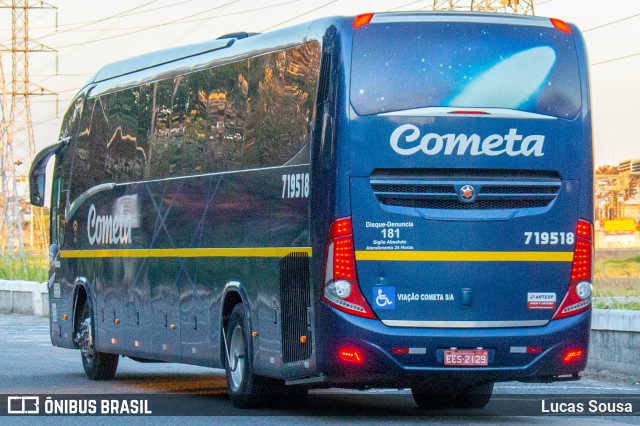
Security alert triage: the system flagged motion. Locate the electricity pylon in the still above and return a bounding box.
[0,54,21,257]
[0,0,57,256]
[433,0,535,15]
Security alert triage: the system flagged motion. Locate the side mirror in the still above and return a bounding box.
[29,138,69,207]
[30,172,46,207]
[49,243,60,263]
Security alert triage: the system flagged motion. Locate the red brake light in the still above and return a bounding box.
[353,13,374,29]
[550,18,571,34]
[576,220,592,239]
[333,236,356,280]
[339,347,363,364]
[571,239,591,281]
[448,110,489,115]
[330,217,353,239]
[553,220,593,320]
[563,349,583,363]
[323,217,376,319]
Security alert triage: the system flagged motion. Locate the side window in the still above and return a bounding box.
[147,79,173,179]
[70,97,105,201]
[104,88,143,183]
[184,70,210,174]
[163,73,208,177]
[247,43,320,168]
[138,83,153,177]
[57,95,83,211]
[207,60,248,173]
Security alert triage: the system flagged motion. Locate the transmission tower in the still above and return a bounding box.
[0,0,58,256]
[433,0,535,15]
[0,53,20,257]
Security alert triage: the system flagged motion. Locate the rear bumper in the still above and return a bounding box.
[315,304,591,388]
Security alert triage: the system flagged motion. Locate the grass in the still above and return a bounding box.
[593,301,640,310]
[0,255,48,282]
[594,255,640,297]
[593,254,640,309]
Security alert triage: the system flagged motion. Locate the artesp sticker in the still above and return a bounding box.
[527,292,556,310]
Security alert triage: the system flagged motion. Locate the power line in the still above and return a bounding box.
[388,0,425,11]
[36,0,301,35]
[584,12,640,32]
[30,1,221,75]
[38,0,168,36]
[260,0,338,32]
[49,0,280,49]
[592,51,640,67]
[165,0,240,47]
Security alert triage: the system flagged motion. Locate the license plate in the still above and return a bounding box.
[444,349,489,366]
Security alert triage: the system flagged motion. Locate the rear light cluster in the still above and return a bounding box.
[550,18,572,34]
[339,347,363,364]
[553,219,593,320]
[323,217,376,319]
[563,349,583,363]
[353,13,374,29]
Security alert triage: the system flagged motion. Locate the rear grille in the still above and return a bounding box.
[481,185,559,195]
[378,197,551,210]
[280,252,312,364]
[371,169,561,211]
[371,183,455,194]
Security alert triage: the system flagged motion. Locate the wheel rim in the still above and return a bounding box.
[228,324,246,391]
[77,311,95,363]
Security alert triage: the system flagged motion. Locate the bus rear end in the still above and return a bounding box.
[317,12,592,405]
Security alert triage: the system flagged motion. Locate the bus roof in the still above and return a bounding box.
[88,38,236,84]
[83,11,573,91]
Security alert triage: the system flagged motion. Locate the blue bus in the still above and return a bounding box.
[30,11,593,409]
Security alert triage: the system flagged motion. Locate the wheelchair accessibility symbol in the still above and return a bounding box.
[373,287,395,309]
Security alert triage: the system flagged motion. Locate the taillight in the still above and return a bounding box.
[553,220,593,320]
[550,18,571,34]
[563,349,584,363]
[339,347,363,364]
[323,217,376,319]
[353,13,374,29]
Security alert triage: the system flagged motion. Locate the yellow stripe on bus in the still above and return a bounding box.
[60,247,312,259]
[355,251,573,262]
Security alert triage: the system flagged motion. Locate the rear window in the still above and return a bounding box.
[351,21,582,118]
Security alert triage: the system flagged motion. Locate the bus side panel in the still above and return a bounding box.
[62,165,311,370]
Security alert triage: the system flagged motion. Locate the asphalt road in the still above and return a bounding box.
[1,313,639,425]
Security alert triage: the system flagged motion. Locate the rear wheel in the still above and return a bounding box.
[411,382,494,410]
[411,385,455,410]
[453,382,494,409]
[271,381,309,408]
[224,304,268,408]
[75,299,118,380]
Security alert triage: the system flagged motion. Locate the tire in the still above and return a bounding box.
[411,386,455,410]
[224,304,268,408]
[412,382,494,410]
[75,299,118,380]
[454,382,494,409]
[271,381,309,409]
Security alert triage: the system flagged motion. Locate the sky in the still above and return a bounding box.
[1,0,639,168]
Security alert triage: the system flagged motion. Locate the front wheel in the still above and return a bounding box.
[75,299,118,380]
[224,304,268,408]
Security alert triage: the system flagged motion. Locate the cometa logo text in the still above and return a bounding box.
[87,204,133,245]
[390,124,545,157]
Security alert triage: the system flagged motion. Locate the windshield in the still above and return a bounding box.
[351,21,582,118]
